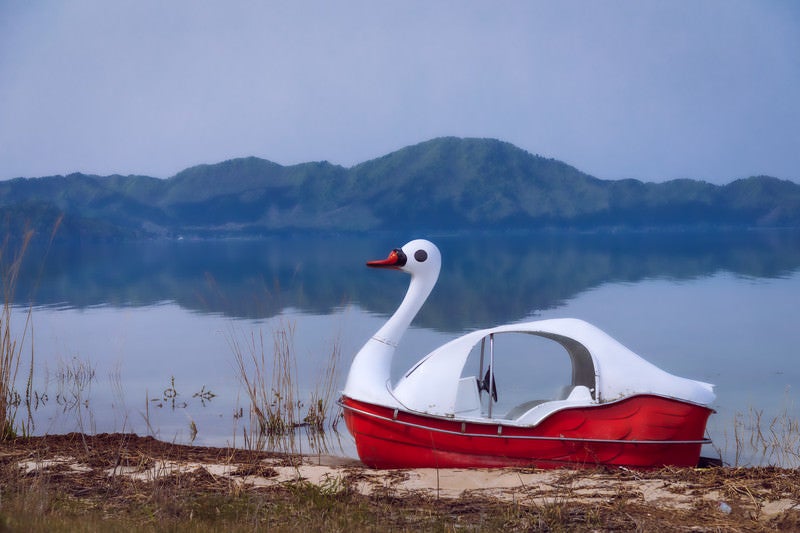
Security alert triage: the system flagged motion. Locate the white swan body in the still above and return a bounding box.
[343,239,714,418]
[341,239,715,469]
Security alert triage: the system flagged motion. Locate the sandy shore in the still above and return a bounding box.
[4,433,800,530]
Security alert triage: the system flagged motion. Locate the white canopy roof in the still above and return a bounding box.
[391,318,715,418]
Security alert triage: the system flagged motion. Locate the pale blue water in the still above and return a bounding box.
[8,231,800,465]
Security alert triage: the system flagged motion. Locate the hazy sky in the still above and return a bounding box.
[1,1,798,184]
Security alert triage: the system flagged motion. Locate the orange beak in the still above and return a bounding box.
[366,248,407,269]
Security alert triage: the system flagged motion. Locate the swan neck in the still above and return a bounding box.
[343,268,438,406]
[373,273,432,346]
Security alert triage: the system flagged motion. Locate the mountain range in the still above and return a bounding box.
[2,137,798,240]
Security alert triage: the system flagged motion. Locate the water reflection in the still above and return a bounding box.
[18,230,800,332]
[9,230,800,466]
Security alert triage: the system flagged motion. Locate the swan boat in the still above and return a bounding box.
[340,239,716,469]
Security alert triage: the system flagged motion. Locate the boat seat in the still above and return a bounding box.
[505,385,594,423]
[555,385,575,400]
[454,376,482,416]
[504,399,548,419]
[563,385,593,402]
[554,385,594,401]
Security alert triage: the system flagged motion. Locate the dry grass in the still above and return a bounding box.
[738,404,800,468]
[1,230,34,440]
[713,400,800,469]
[304,334,341,433]
[229,321,342,455]
[230,322,300,453]
[2,433,800,531]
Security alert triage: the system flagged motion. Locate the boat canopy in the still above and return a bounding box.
[390,318,715,418]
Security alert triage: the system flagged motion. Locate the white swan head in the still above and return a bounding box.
[366,238,441,278]
[342,239,441,406]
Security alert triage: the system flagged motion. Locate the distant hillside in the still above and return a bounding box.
[1,137,799,240]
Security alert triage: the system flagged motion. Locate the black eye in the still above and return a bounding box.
[414,250,428,262]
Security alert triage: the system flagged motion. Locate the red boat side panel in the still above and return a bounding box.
[341,395,713,469]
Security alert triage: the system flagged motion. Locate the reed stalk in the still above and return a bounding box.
[230,320,342,454]
[0,230,34,439]
[304,335,342,432]
[230,321,301,453]
[721,396,800,468]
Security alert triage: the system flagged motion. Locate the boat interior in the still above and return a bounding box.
[454,331,599,425]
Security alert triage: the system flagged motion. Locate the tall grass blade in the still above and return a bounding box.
[1,230,34,439]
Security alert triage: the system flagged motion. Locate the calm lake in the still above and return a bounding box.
[8,230,800,466]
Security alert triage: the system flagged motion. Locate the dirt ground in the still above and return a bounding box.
[2,433,799,531]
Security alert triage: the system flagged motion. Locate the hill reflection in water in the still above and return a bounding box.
[17,230,800,333]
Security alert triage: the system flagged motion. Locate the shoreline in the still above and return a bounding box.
[3,432,799,530]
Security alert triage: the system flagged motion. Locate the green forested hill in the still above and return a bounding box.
[1,137,798,240]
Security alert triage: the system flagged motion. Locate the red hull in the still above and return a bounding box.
[341,395,713,469]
